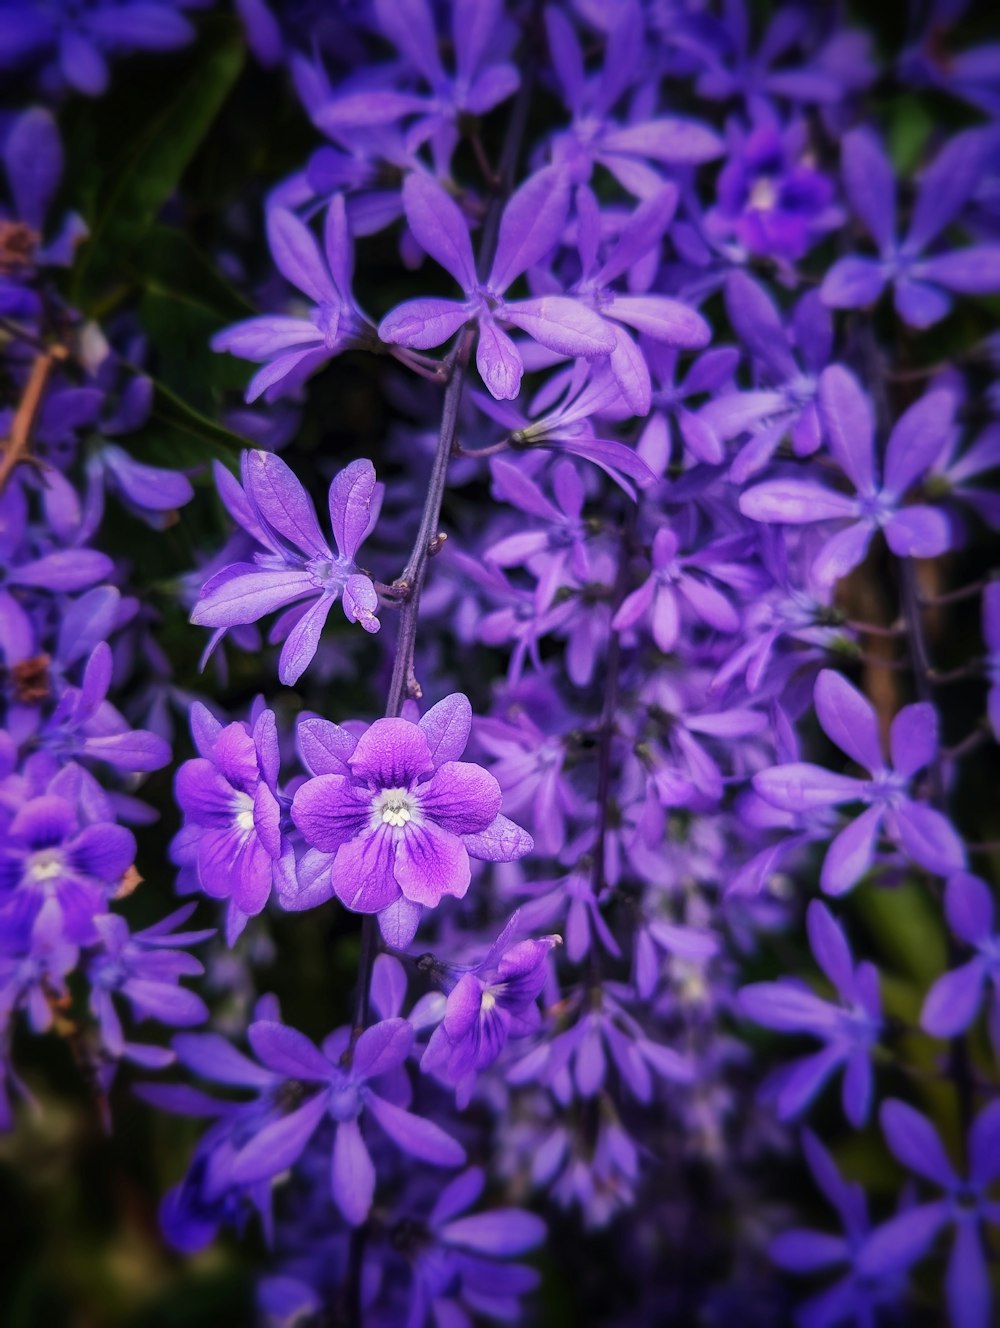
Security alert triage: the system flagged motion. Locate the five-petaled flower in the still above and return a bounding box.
[291,694,533,944]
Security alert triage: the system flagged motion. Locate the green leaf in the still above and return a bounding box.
[72,23,245,309]
[852,880,947,986]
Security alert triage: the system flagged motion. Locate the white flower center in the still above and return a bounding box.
[375,787,418,829]
[26,849,64,883]
[480,989,497,1013]
[234,792,255,834]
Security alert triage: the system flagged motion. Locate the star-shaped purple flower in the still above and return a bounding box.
[754,669,966,893]
[190,450,381,685]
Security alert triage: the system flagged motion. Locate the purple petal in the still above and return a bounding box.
[419,761,502,835]
[353,1018,413,1080]
[366,1093,466,1166]
[814,669,883,772]
[881,1099,957,1186]
[502,297,615,360]
[328,458,376,561]
[441,1209,546,1256]
[945,872,994,945]
[489,168,569,294]
[818,365,876,494]
[857,1203,950,1277]
[402,172,477,292]
[946,1220,990,1328]
[753,763,868,811]
[806,900,856,995]
[332,826,401,913]
[461,814,533,862]
[394,822,471,907]
[229,1092,328,1184]
[821,805,884,896]
[348,718,434,786]
[476,318,523,400]
[921,959,987,1037]
[248,1021,331,1081]
[266,208,336,305]
[292,775,370,853]
[884,390,956,497]
[243,450,329,559]
[820,257,888,308]
[378,297,470,350]
[418,693,471,766]
[840,128,896,252]
[893,801,967,876]
[918,247,1000,295]
[883,505,952,559]
[331,1118,375,1226]
[889,702,937,777]
[739,480,858,524]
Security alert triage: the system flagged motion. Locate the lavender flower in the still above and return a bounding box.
[754,669,966,893]
[921,872,1000,1045]
[291,694,532,942]
[739,901,882,1125]
[190,450,381,684]
[379,168,616,399]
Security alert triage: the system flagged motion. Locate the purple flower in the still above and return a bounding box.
[291,693,532,941]
[921,872,1000,1045]
[190,450,380,685]
[739,901,882,1125]
[485,457,591,610]
[770,1130,911,1327]
[707,110,840,263]
[378,168,616,400]
[170,1016,465,1227]
[173,702,287,941]
[0,775,135,948]
[421,914,560,1102]
[821,127,1000,327]
[87,904,212,1066]
[740,366,955,585]
[612,526,742,652]
[212,198,375,403]
[0,0,195,97]
[754,669,966,893]
[858,1099,1000,1328]
[401,1166,545,1328]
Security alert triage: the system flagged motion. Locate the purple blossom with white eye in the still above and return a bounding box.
[769,1130,912,1327]
[87,904,212,1066]
[921,872,1000,1047]
[0,0,196,97]
[378,167,616,400]
[857,1099,1000,1328]
[190,450,381,685]
[399,1166,545,1328]
[173,702,287,943]
[0,774,135,948]
[421,914,560,1103]
[706,110,841,263]
[168,1016,465,1227]
[740,366,955,586]
[212,198,375,403]
[291,694,532,943]
[754,669,967,894]
[821,127,1000,327]
[739,901,882,1126]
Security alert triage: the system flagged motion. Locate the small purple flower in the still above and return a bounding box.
[421,915,560,1102]
[858,1099,1000,1328]
[821,127,1000,327]
[740,366,955,585]
[770,1130,911,1327]
[754,669,967,893]
[173,702,286,940]
[191,450,381,685]
[401,1166,545,1328]
[379,168,616,400]
[739,901,882,1125]
[171,1016,465,1227]
[0,780,135,948]
[212,198,375,403]
[291,694,532,942]
[87,904,212,1065]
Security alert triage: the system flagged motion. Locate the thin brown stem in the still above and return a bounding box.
[0,346,66,494]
